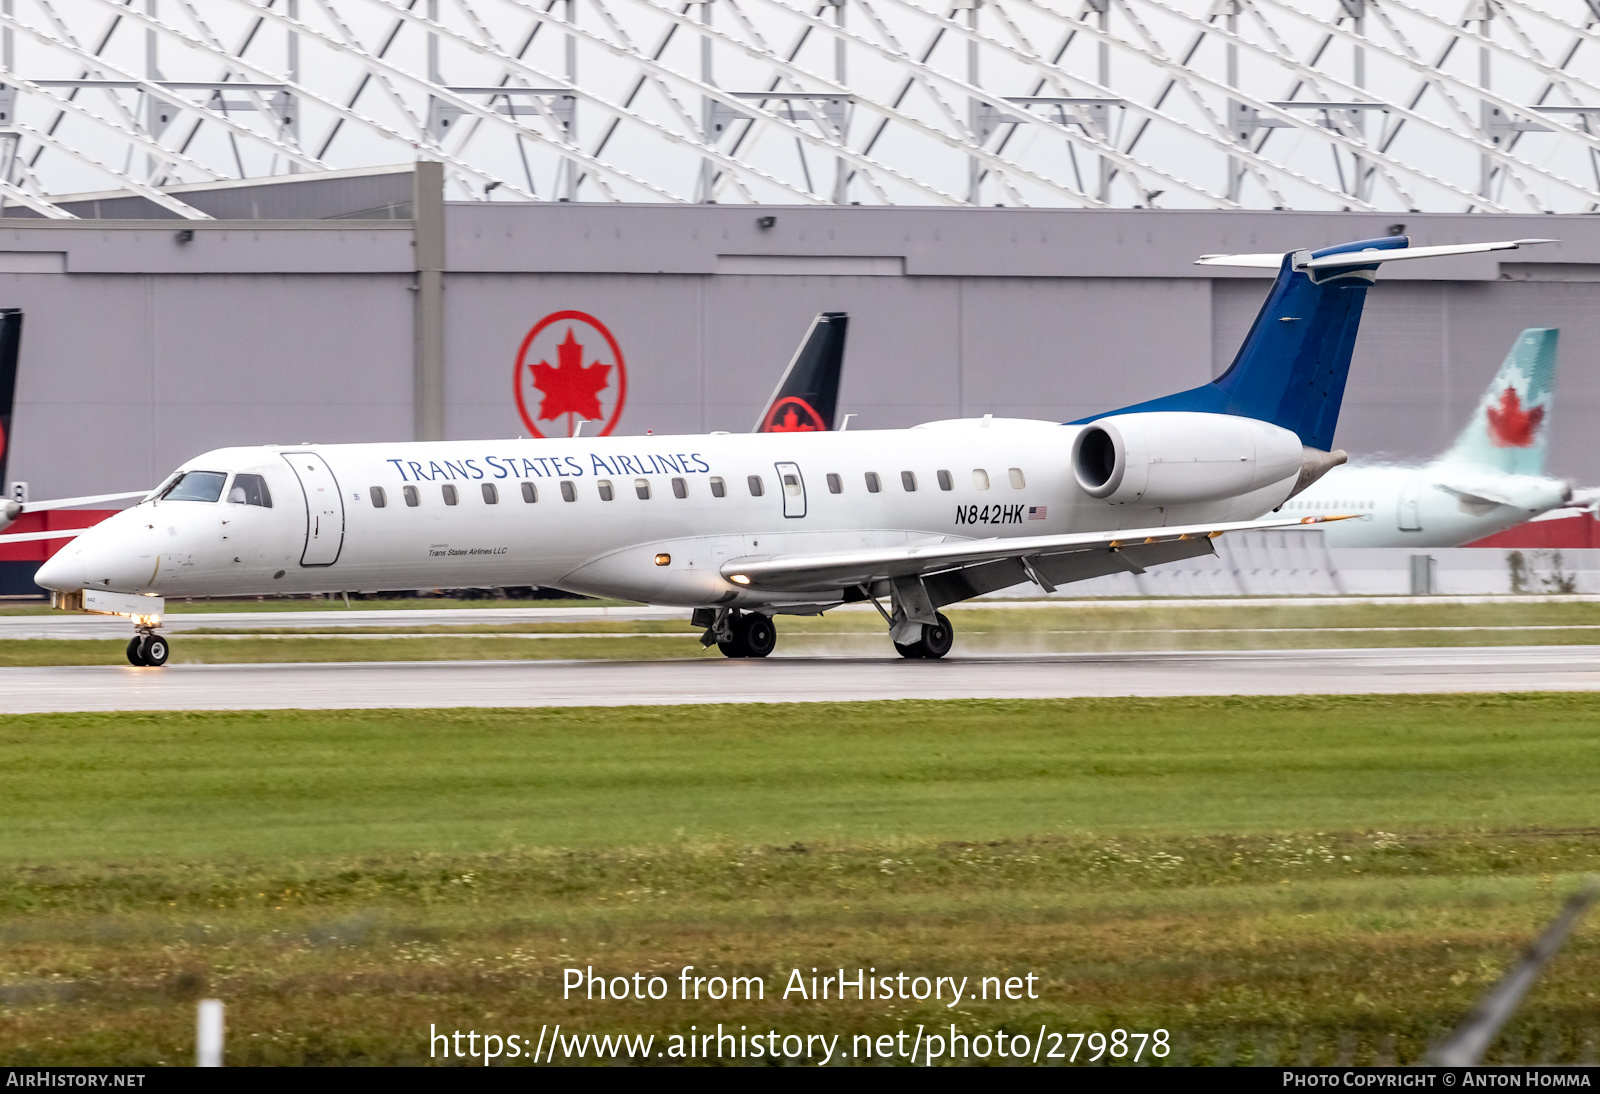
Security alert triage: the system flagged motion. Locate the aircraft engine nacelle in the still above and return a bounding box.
[1071,411,1305,506]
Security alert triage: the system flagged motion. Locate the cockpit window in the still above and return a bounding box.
[226,473,272,507]
[158,470,227,503]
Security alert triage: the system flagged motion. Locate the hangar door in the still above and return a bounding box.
[282,452,346,566]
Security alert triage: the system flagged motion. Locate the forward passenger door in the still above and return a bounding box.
[282,452,346,566]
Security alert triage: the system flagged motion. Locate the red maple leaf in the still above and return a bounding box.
[768,408,818,432]
[764,397,824,433]
[529,329,611,422]
[1484,385,1545,448]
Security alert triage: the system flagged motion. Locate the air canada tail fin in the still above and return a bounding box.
[1442,328,1557,476]
[0,309,21,494]
[755,311,846,433]
[1074,236,1411,451]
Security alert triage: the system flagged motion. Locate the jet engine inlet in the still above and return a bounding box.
[1072,425,1122,498]
[1071,412,1305,507]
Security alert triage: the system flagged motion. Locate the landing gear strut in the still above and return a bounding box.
[125,629,169,667]
[701,608,778,659]
[893,612,954,660]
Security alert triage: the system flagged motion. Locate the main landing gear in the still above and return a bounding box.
[125,630,170,667]
[893,612,954,660]
[700,608,777,659]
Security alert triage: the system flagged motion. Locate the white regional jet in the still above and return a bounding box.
[1276,327,1572,546]
[14,235,1552,667]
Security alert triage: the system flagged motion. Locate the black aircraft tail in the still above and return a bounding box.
[0,310,20,495]
[754,311,846,433]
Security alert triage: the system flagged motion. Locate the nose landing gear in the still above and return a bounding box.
[125,629,170,667]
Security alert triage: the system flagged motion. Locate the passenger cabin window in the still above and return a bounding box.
[973,469,990,490]
[482,483,498,504]
[228,473,273,507]
[369,486,387,509]
[560,480,577,502]
[782,473,802,497]
[865,472,881,493]
[597,479,614,501]
[710,476,727,498]
[521,481,537,503]
[671,477,687,499]
[748,475,765,497]
[900,471,917,492]
[159,470,227,503]
[937,470,953,491]
[442,484,458,506]
[826,473,842,494]
[403,485,420,507]
[635,478,651,500]
[1008,467,1026,489]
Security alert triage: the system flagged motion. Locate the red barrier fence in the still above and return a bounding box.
[1467,511,1600,550]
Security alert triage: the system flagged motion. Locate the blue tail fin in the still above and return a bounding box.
[1074,235,1408,451]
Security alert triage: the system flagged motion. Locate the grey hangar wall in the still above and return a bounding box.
[6,193,1600,501]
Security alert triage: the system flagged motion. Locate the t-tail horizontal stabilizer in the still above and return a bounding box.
[1076,237,1555,454]
[755,312,847,433]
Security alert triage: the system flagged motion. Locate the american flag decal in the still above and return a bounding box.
[1028,506,1048,520]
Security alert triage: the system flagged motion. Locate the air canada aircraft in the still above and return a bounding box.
[1281,327,1573,547]
[13,235,1552,667]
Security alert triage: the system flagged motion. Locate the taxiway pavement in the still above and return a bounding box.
[5,645,1599,713]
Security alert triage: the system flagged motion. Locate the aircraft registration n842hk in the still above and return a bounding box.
[21,235,1553,666]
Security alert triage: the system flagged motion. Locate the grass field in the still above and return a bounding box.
[3,695,1600,1065]
[7,598,1600,665]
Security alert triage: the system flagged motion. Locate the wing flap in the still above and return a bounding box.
[722,515,1347,594]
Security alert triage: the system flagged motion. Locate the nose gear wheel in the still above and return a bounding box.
[126,631,170,667]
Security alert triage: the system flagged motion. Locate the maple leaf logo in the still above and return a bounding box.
[764,396,825,433]
[1484,385,1545,448]
[529,329,611,423]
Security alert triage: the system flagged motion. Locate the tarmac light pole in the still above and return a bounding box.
[196,998,224,1067]
[1425,882,1599,1067]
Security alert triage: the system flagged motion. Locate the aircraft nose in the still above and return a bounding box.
[34,544,87,592]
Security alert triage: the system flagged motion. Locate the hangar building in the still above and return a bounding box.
[5,164,1600,515]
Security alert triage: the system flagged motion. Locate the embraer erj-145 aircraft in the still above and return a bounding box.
[17,235,1553,667]
[1280,327,1572,547]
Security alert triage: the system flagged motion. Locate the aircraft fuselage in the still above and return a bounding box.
[41,419,1300,608]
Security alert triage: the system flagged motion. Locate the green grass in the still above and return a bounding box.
[4,696,1600,1064]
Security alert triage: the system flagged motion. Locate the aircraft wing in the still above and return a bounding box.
[0,527,89,544]
[19,490,149,511]
[1,489,147,531]
[721,514,1352,597]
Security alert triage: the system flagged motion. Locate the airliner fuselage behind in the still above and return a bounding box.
[39,418,1301,608]
[1282,462,1570,548]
